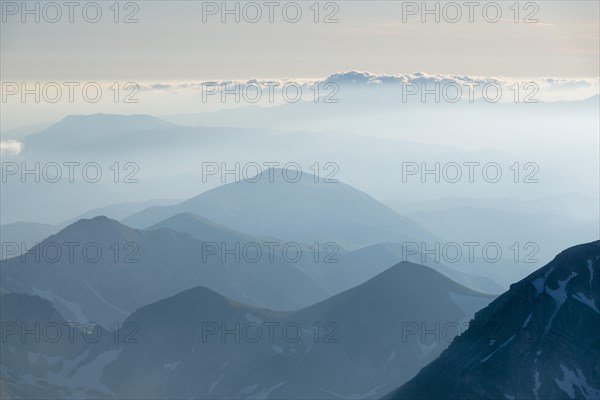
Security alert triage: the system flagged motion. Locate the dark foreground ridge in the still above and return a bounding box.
[385,240,600,400]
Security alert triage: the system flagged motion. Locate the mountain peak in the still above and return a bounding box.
[71,215,126,227]
[52,215,137,242]
[369,261,490,297]
[56,113,173,130]
[25,114,176,144]
[123,166,435,249]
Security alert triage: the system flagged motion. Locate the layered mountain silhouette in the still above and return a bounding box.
[17,114,271,160]
[0,199,179,258]
[7,114,595,241]
[0,261,494,399]
[123,169,437,250]
[334,243,504,294]
[0,216,329,326]
[146,211,271,243]
[386,240,600,400]
[146,212,502,294]
[3,111,597,398]
[163,88,600,134]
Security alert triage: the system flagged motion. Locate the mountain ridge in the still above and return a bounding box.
[386,240,600,400]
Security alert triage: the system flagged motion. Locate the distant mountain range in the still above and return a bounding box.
[333,242,504,295]
[5,241,598,399]
[20,114,177,155]
[386,240,600,400]
[0,210,502,328]
[1,199,179,259]
[0,261,494,399]
[161,90,600,133]
[123,168,438,250]
[1,107,597,399]
[2,168,538,296]
[3,113,596,228]
[0,216,330,326]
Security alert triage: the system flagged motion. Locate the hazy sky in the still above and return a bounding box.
[1,1,598,215]
[1,1,599,81]
[1,1,599,131]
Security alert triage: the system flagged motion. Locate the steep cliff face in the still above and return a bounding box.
[387,240,600,400]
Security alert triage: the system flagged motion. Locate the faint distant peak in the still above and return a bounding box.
[54,113,175,131]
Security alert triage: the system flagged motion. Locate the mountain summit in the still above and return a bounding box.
[123,168,436,249]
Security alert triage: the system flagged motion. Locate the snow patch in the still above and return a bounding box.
[531,266,557,298]
[44,349,121,399]
[386,349,396,362]
[26,351,41,363]
[245,381,286,399]
[325,384,387,399]
[573,292,599,313]
[555,364,600,400]
[522,313,533,329]
[544,272,577,334]
[43,354,61,365]
[533,369,541,399]
[239,383,259,395]
[480,335,515,363]
[208,373,224,394]
[81,278,130,317]
[163,361,181,371]
[417,341,438,358]
[245,312,263,324]
[31,287,90,324]
[296,341,314,365]
[272,345,283,354]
